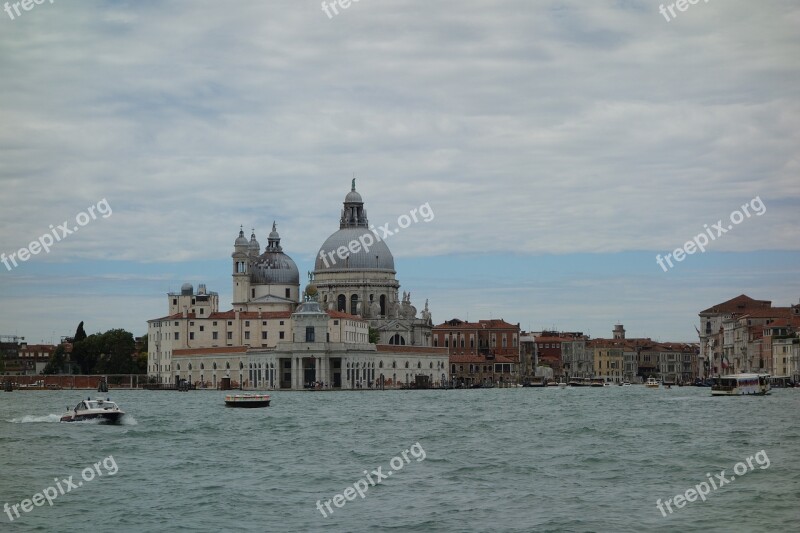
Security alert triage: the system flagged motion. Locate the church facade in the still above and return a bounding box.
[146,182,447,389]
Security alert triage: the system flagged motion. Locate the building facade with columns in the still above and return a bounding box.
[147,182,448,389]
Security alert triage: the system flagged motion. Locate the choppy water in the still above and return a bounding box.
[1,387,798,532]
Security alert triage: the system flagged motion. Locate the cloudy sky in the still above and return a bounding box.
[1,0,798,344]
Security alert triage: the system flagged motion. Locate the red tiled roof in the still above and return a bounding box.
[738,308,793,319]
[700,294,772,315]
[434,318,519,330]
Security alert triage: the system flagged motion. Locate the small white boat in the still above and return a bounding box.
[711,374,771,396]
[60,397,125,424]
[558,380,567,389]
[621,381,632,387]
[603,382,612,387]
[645,378,660,389]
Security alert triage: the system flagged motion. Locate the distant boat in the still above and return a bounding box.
[568,377,590,387]
[711,374,771,396]
[645,378,660,389]
[224,394,271,408]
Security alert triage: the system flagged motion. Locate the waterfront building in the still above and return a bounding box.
[698,294,800,376]
[433,318,520,386]
[561,335,591,379]
[589,338,624,383]
[147,182,448,389]
[0,336,55,375]
[519,332,537,380]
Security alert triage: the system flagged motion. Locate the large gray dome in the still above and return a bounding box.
[315,228,395,272]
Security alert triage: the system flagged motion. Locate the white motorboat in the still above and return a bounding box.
[60,397,125,424]
[645,378,660,389]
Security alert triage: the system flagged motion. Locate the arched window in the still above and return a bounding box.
[188,363,192,371]
[350,294,358,315]
[430,362,433,369]
[226,362,230,370]
[337,294,346,312]
[379,295,386,316]
[200,363,204,370]
[239,362,244,369]
[405,361,409,369]
[418,361,421,368]
[176,363,181,370]
[213,362,217,370]
[379,361,383,369]
[392,361,397,369]
[389,334,406,346]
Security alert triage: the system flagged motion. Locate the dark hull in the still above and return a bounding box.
[60,412,124,424]
[225,400,271,408]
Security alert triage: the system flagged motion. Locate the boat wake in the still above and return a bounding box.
[8,414,62,424]
[120,415,138,426]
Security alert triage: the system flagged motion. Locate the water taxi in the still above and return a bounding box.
[60,397,125,424]
[645,377,660,389]
[711,374,771,396]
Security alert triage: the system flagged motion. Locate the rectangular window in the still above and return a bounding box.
[172,299,177,305]
[244,331,250,340]
[227,332,233,340]
[279,331,285,339]
[334,320,339,325]
[228,321,232,326]
[213,332,218,340]
[174,332,179,340]
[213,321,217,326]
[200,326,204,332]
[306,327,315,342]
[189,332,194,340]
[262,331,267,340]
[286,288,291,298]
[262,321,267,326]
[280,321,284,326]
[245,321,250,327]
[200,308,204,315]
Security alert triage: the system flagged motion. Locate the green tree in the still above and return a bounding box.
[42,345,67,374]
[74,321,87,343]
[94,329,137,374]
[368,327,380,344]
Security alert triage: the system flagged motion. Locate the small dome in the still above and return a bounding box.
[345,190,363,203]
[234,227,248,246]
[181,283,193,295]
[249,230,260,250]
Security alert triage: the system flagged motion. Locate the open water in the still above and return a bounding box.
[1,387,798,532]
